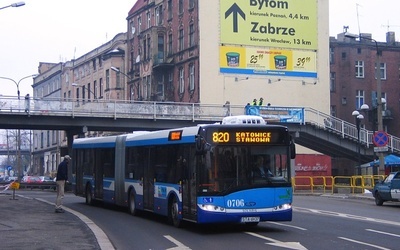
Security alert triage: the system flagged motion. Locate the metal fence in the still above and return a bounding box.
[1,95,399,153]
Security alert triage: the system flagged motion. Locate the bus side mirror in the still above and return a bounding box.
[195,135,206,155]
[290,141,296,159]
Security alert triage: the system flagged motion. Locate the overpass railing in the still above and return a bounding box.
[0,95,399,153]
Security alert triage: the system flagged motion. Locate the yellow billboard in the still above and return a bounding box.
[220,45,317,78]
[220,0,318,50]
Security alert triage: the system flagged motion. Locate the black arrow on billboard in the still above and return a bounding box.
[225,3,246,33]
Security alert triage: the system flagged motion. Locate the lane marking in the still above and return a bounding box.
[338,237,391,250]
[366,229,400,238]
[294,207,400,227]
[164,235,191,250]
[246,232,307,250]
[267,221,307,231]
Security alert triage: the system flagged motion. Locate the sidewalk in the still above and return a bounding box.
[0,191,105,250]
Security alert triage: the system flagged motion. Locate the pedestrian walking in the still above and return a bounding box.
[55,155,71,213]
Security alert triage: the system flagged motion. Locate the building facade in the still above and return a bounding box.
[125,0,199,102]
[330,31,400,175]
[31,33,127,176]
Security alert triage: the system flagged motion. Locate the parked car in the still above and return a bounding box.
[21,176,41,183]
[372,171,400,206]
[39,176,55,183]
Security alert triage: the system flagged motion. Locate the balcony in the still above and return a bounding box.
[152,55,174,70]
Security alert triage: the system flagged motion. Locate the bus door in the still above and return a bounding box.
[94,148,105,199]
[181,147,197,220]
[143,147,154,210]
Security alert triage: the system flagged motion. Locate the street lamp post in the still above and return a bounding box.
[345,32,385,174]
[0,1,25,10]
[0,74,37,180]
[352,110,364,175]
[111,66,133,100]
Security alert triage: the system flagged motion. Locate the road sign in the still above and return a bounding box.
[374,146,388,153]
[373,131,389,147]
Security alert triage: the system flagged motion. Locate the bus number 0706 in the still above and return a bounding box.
[227,199,245,207]
[212,132,229,143]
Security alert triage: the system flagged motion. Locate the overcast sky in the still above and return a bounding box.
[0,0,399,97]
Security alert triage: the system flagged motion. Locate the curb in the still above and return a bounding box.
[29,196,115,250]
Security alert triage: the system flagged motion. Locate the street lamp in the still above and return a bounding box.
[345,32,385,174]
[0,73,36,180]
[352,110,364,175]
[0,1,25,10]
[111,66,134,100]
[0,74,37,99]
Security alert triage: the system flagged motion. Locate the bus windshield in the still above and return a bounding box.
[197,145,290,194]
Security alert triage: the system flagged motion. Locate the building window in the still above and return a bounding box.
[146,11,151,29]
[330,105,336,117]
[155,5,163,25]
[94,80,97,99]
[143,38,147,60]
[179,67,184,94]
[158,35,164,63]
[106,70,110,89]
[357,48,362,54]
[87,83,91,99]
[355,90,365,110]
[168,0,172,19]
[147,76,151,100]
[82,86,86,100]
[330,72,336,92]
[189,63,195,92]
[130,21,135,37]
[375,62,387,80]
[189,23,195,47]
[168,72,173,92]
[138,16,142,33]
[178,28,184,51]
[147,36,151,60]
[189,0,195,9]
[168,33,173,56]
[341,52,346,59]
[355,60,364,78]
[157,75,164,100]
[329,47,334,64]
[115,68,121,88]
[99,78,103,97]
[179,0,183,14]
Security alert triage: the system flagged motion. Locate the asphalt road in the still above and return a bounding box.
[16,191,400,250]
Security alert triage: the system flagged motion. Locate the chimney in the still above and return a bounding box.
[386,31,396,45]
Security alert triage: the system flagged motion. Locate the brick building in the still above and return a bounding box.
[329,31,400,175]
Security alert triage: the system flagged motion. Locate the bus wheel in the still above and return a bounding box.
[169,196,182,227]
[128,190,138,216]
[85,185,93,205]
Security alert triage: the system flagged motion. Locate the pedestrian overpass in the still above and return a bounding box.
[0,96,399,163]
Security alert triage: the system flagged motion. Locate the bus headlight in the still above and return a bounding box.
[274,203,291,211]
[200,204,225,212]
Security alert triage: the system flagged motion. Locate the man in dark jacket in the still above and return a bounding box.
[55,155,71,213]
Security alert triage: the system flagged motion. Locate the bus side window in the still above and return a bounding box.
[127,164,135,179]
[155,164,168,182]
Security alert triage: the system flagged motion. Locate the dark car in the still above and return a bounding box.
[372,171,400,206]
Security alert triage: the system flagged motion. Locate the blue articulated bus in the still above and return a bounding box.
[72,116,295,227]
